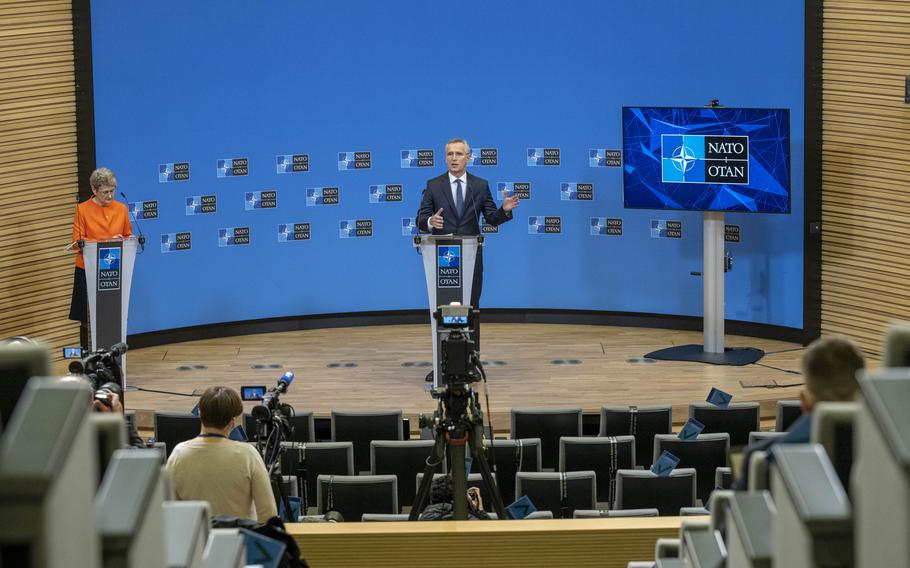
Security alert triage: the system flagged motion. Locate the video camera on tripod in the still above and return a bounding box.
[251,371,295,425]
[434,304,481,388]
[411,305,508,521]
[251,371,300,519]
[67,342,127,408]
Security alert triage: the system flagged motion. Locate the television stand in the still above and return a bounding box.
[644,211,764,366]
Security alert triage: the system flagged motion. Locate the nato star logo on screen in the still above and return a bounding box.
[402,217,417,236]
[591,217,608,236]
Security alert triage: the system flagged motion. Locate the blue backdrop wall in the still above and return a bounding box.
[89,1,805,335]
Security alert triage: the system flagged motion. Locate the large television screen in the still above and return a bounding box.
[622,107,790,213]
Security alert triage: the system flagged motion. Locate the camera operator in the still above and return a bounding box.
[59,374,145,448]
[166,386,277,523]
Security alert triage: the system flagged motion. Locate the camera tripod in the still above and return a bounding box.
[409,381,507,520]
[256,407,297,520]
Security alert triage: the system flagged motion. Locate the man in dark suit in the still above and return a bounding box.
[416,138,519,351]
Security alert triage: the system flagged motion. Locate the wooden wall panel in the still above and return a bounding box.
[0,0,80,366]
[822,1,910,356]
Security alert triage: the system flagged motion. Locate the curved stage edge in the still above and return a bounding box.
[127,308,811,349]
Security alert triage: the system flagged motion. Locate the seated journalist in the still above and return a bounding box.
[733,335,865,490]
[166,386,278,522]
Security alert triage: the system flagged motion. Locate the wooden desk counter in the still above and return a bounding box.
[287,516,687,568]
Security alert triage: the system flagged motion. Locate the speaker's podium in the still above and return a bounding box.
[82,238,138,373]
[414,235,481,388]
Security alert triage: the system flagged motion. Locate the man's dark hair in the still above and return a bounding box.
[198,386,242,429]
[802,336,865,402]
[429,474,453,505]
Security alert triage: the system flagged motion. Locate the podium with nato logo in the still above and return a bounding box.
[82,238,138,364]
[414,235,481,388]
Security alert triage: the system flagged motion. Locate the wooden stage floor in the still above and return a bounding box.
[121,324,806,431]
[121,323,806,431]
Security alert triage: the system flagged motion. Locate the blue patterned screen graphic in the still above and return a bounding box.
[622,107,790,213]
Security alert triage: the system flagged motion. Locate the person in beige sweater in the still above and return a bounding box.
[166,386,277,522]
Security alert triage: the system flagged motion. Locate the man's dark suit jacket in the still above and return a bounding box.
[416,172,511,236]
[416,172,512,306]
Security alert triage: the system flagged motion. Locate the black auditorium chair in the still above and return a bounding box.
[281,441,354,514]
[371,440,440,512]
[776,400,802,432]
[600,405,672,468]
[469,438,542,505]
[153,411,200,458]
[559,435,635,505]
[688,402,760,447]
[614,469,697,516]
[245,411,315,443]
[748,431,786,445]
[654,433,730,504]
[515,471,596,519]
[316,474,398,522]
[511,408,582,471]
[715,466,733,490]
[331,409,403,473]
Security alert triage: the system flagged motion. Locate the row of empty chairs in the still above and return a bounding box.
[152,400,802,470]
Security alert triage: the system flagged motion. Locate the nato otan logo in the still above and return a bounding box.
[217,157,249,177]
[161,232,191,253]
[339,219,373,238]
[527,148,560,166]
[437,245,461,288]
[528,216,561,234]
[497,182,531,200]
[651,220,682,239]
[338,151,371,170]
[591,217,622,236]
[97,247,121,290]
[661,135,749,184]
[468,148,498,166]
[128,200,158,220]
[560,183,594,201]
[278,223,310,242]
[159,162,190,182]
[245,190,277,210]
[589,149,622,168]
[481,222,499,234]
[369,184,403,203]
[276,154,309,174]
[401,149,434,168]
[401,217,418,236]
[306,187,340,206]
[218,227,250,247]
[186,195,216,215]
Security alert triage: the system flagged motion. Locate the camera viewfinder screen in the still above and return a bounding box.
[63,347,83,359]
[241,385,266,401]
[442,315,468,325]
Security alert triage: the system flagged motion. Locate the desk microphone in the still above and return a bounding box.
[120,191,146,251]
